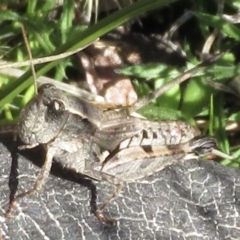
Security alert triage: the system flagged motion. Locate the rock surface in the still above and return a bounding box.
[1,134,240,240]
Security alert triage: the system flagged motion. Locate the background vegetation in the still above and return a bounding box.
[0,0,240,166]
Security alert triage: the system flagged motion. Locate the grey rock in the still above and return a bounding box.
[1,134,240,240]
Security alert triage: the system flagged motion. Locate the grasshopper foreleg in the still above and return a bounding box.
[5,145,54,218]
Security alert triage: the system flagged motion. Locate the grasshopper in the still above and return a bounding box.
[4,59,226,224]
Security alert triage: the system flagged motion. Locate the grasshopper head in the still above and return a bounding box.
[18,84,69,145]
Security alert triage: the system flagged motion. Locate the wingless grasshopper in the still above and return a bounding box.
[4,58,227,224]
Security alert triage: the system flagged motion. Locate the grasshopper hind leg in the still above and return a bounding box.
[84,169,123,225]
[94,182,123,225]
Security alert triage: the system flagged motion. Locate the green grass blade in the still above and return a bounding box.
[0,0,177,108]
[194,11,240,41]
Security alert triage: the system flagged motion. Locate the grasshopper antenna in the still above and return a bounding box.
[21,24,38,94]
[0,26,38,136]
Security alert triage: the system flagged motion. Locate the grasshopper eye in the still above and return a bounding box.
[50,99,65,112]
[44,99,66,123]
